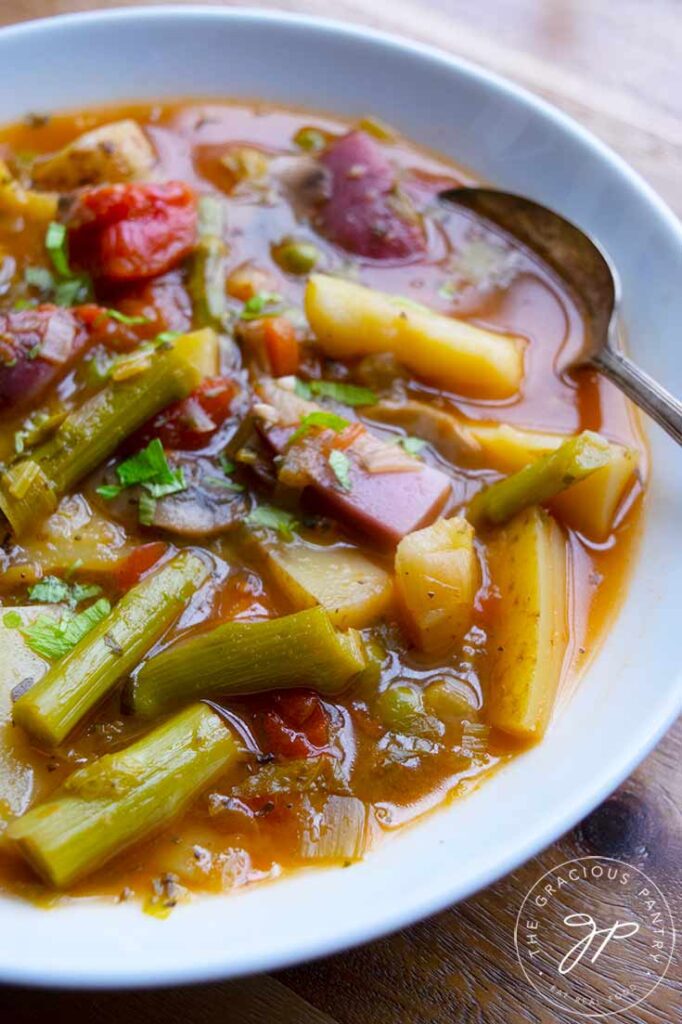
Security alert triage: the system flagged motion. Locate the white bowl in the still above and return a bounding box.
[0,5,680,990]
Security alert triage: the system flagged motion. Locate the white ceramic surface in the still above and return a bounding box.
[0,5,680,990]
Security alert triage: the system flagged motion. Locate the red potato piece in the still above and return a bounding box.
[0,306,93,413]
[265,424,451,546]
[68,181,198,281]
[318,131,426,260]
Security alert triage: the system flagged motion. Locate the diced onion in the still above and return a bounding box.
[352,430,420,474]
[40,310,76,365]
[299,795,368,861]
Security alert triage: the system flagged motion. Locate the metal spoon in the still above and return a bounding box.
[439,188,682,445]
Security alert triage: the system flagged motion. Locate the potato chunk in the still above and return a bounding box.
[395,517,479,654]
[305,274,524,399]
[485,507,568,740]
[0,607,54,822]
[265,542,393,630]
[32,120,155,189]
[468,422,638,541]
[0,160,57,222]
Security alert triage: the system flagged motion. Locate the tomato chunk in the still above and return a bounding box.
[263,317,300,376]
[262,690,330,758]
[69,181,198,281]
[115,542,169,591]
[134,376,238,451]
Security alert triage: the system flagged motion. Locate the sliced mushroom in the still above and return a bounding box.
[365,399,481,465]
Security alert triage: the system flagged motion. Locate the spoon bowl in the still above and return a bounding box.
[439,188,682,445]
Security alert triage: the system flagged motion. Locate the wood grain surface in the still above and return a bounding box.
[0,2,680,1022]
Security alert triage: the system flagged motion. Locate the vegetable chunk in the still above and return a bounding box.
[7,704,241,888]
[305,274,524,398]
[128,606,367,717]
[318,130,425,259]
[264,541,393,629]
[395,517,479,653]
[467,422,638,541]
[467,430,612,528]
[485,507,568,739]
[31,120,155,190]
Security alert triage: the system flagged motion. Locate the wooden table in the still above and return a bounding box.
[0,3,680,1022]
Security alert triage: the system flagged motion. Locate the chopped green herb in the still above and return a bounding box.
[397,436,426,456]
[3,611,22,629]
[203,476,245,492]
[28,576,71,605]
[22,599,111,660]
[95,484,123,500]
[240,292,282,321]
[293,378,313,400]
[45,221,71,278]
[12,298,35,311]
[24,266,55,292]
[218,454,236,475]
[106,309,151,326]
[138,491,157,526]
[289,410,350,446]
[247,504,298,540]
[312,380,376,407]
[154,330,182,347]
[328,449,352,491]
[27,576,102,608]
[53,275,92,307]
[142,468,186,499]
[115,438,176,489]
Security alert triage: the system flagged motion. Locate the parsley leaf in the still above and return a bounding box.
[45,221,71,278]
[24,266,55,292]
[203,476,245,492]
[328,449,352,491]
[240,292,282,321]
[43,221,93,306]
[219,454,236,475]
[97,439,187,522]
[3,611,22,629]
[247,504,298,540]
[22,598,111,660]
[28,575,103,608]
[292,378,376,407]
[397,436,426,456]
[311,380,376,406]
[105,309,151,326]
[289,410,349,446]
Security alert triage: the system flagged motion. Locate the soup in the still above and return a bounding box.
[0,101,644,911]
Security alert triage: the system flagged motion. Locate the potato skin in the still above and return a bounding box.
[304,274,524,399]
[485,506,568,740]
[395,516,479,654]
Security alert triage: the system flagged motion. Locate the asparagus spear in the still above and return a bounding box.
[188,195,228,327]
[0,329,215,536]
[128,606,368,718]
[467,430,611,528]
[13,551,211,747]
[7,703,241,888]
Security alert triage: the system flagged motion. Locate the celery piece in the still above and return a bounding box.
[0,331,210,535]
[467,430,612,527]
[7,704,241,888]
[13,551,210,747]
[188,196,228,327]
[128,606,368,718]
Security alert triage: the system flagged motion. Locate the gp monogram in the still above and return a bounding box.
[514,857,675,1018]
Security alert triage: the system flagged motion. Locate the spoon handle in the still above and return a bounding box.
[592,346,682,446]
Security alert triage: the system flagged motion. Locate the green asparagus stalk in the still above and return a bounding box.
[467,430,611,527]
[128,606,368,718]
[188,195,227,327]
[7,703,241,888]
[0,330,213,535]
[13,551,211,747]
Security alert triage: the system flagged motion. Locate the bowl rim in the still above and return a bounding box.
[0,4,680,991]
